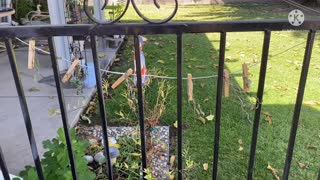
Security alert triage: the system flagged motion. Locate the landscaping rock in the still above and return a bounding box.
[109,146,120,158]
[94,151,105,164]
[101,137,117,147]
[83,155,94,164]
[76,125,170,179]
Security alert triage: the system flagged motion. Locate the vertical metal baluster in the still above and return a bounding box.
[176,33,183,180]
[4,38,44,180]
[212,32,226,180]
[133,35,147,178]
[283,30,316,179]
[247,30,271,180]
[48,37,78,180]
[90,35,113,180]
[0,147,10,180]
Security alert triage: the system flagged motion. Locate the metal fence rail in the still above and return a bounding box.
[0,19,320,180]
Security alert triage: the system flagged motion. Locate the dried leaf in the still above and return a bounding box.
[128,153,141,157]
[200,83,205,88]
[273,85,289,91]
[170,155,175,169]
[157,60,165,64]
[203,163,208,171]
[206,115,214,121]
[173,121,178,128]
[98,53,106,59]
[304,100,320,106]
[81,115,92,124]
[197,117,206,124]
[28,87,40,92]
[306,144,317,150]
[154,42,160,46]
[203,98,209,103]
[264,112,272,125]
[187,65,193,69]
[195,65,207,69]
[267,164,280,180]
[48,108,61,117]
[238,139,244,151]
[297,162,309,169]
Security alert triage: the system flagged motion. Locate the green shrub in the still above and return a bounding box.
[18,128,96,180]
[14,0,35,23]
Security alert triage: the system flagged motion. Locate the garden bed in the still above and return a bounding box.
[76,125,170,179]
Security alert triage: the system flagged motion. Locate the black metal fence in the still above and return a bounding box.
[0,19,320,180]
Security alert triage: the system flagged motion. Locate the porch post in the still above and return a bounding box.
[94,0,105,21]
[47,0,70,70]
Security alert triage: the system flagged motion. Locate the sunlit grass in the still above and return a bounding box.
[101,3,320,179]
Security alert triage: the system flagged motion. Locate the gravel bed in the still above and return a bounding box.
[76,124,170,179]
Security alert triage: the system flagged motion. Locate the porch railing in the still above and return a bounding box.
[0,19,320,180]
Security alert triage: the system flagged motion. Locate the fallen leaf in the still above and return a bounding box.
[28,87,40,92]
[200,83,205,88]
[81,115,92,124]
[203,98,209,103]
[170,155,175,169]
[48,108,61,117]
[273,85,289,91]
[238,139,244,151]
[173,121,178,128]
[197,117,206,124]
[203,163,208,171]
[304,100,320,106]
[124,162,129,169]
[154,42,160,46]
[306,144,317,150]
[206,115,214,121]
[264,112,272,125]
[128,153,141,157]
[98,54,106,59]
[157,60,165,64]
[297,162,309,169]
[187,65,193,69]
[267,164,280,180]
[195,65,207,69]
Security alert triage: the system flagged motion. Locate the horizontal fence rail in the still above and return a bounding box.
[0,19,320,180]
[0,20,320,37]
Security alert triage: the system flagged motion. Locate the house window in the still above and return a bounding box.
[0,0,11,25]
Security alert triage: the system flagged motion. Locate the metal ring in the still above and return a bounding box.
[131,0,178,24]
[83,0,130,24]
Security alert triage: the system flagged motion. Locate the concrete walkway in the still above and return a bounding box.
[0,41,120,175]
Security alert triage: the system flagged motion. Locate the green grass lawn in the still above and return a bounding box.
[98,3,320,179]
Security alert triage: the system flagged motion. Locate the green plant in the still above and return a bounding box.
[113,136,141,179]
[19,128,96,180]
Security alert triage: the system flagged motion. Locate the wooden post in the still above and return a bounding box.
[111,68,133,89]
[0,9,15,18]
[242,63,249,92]
[188,73,193,102]
[62,58,80,83]
[28,40,36,70]
[224,69,229,97]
